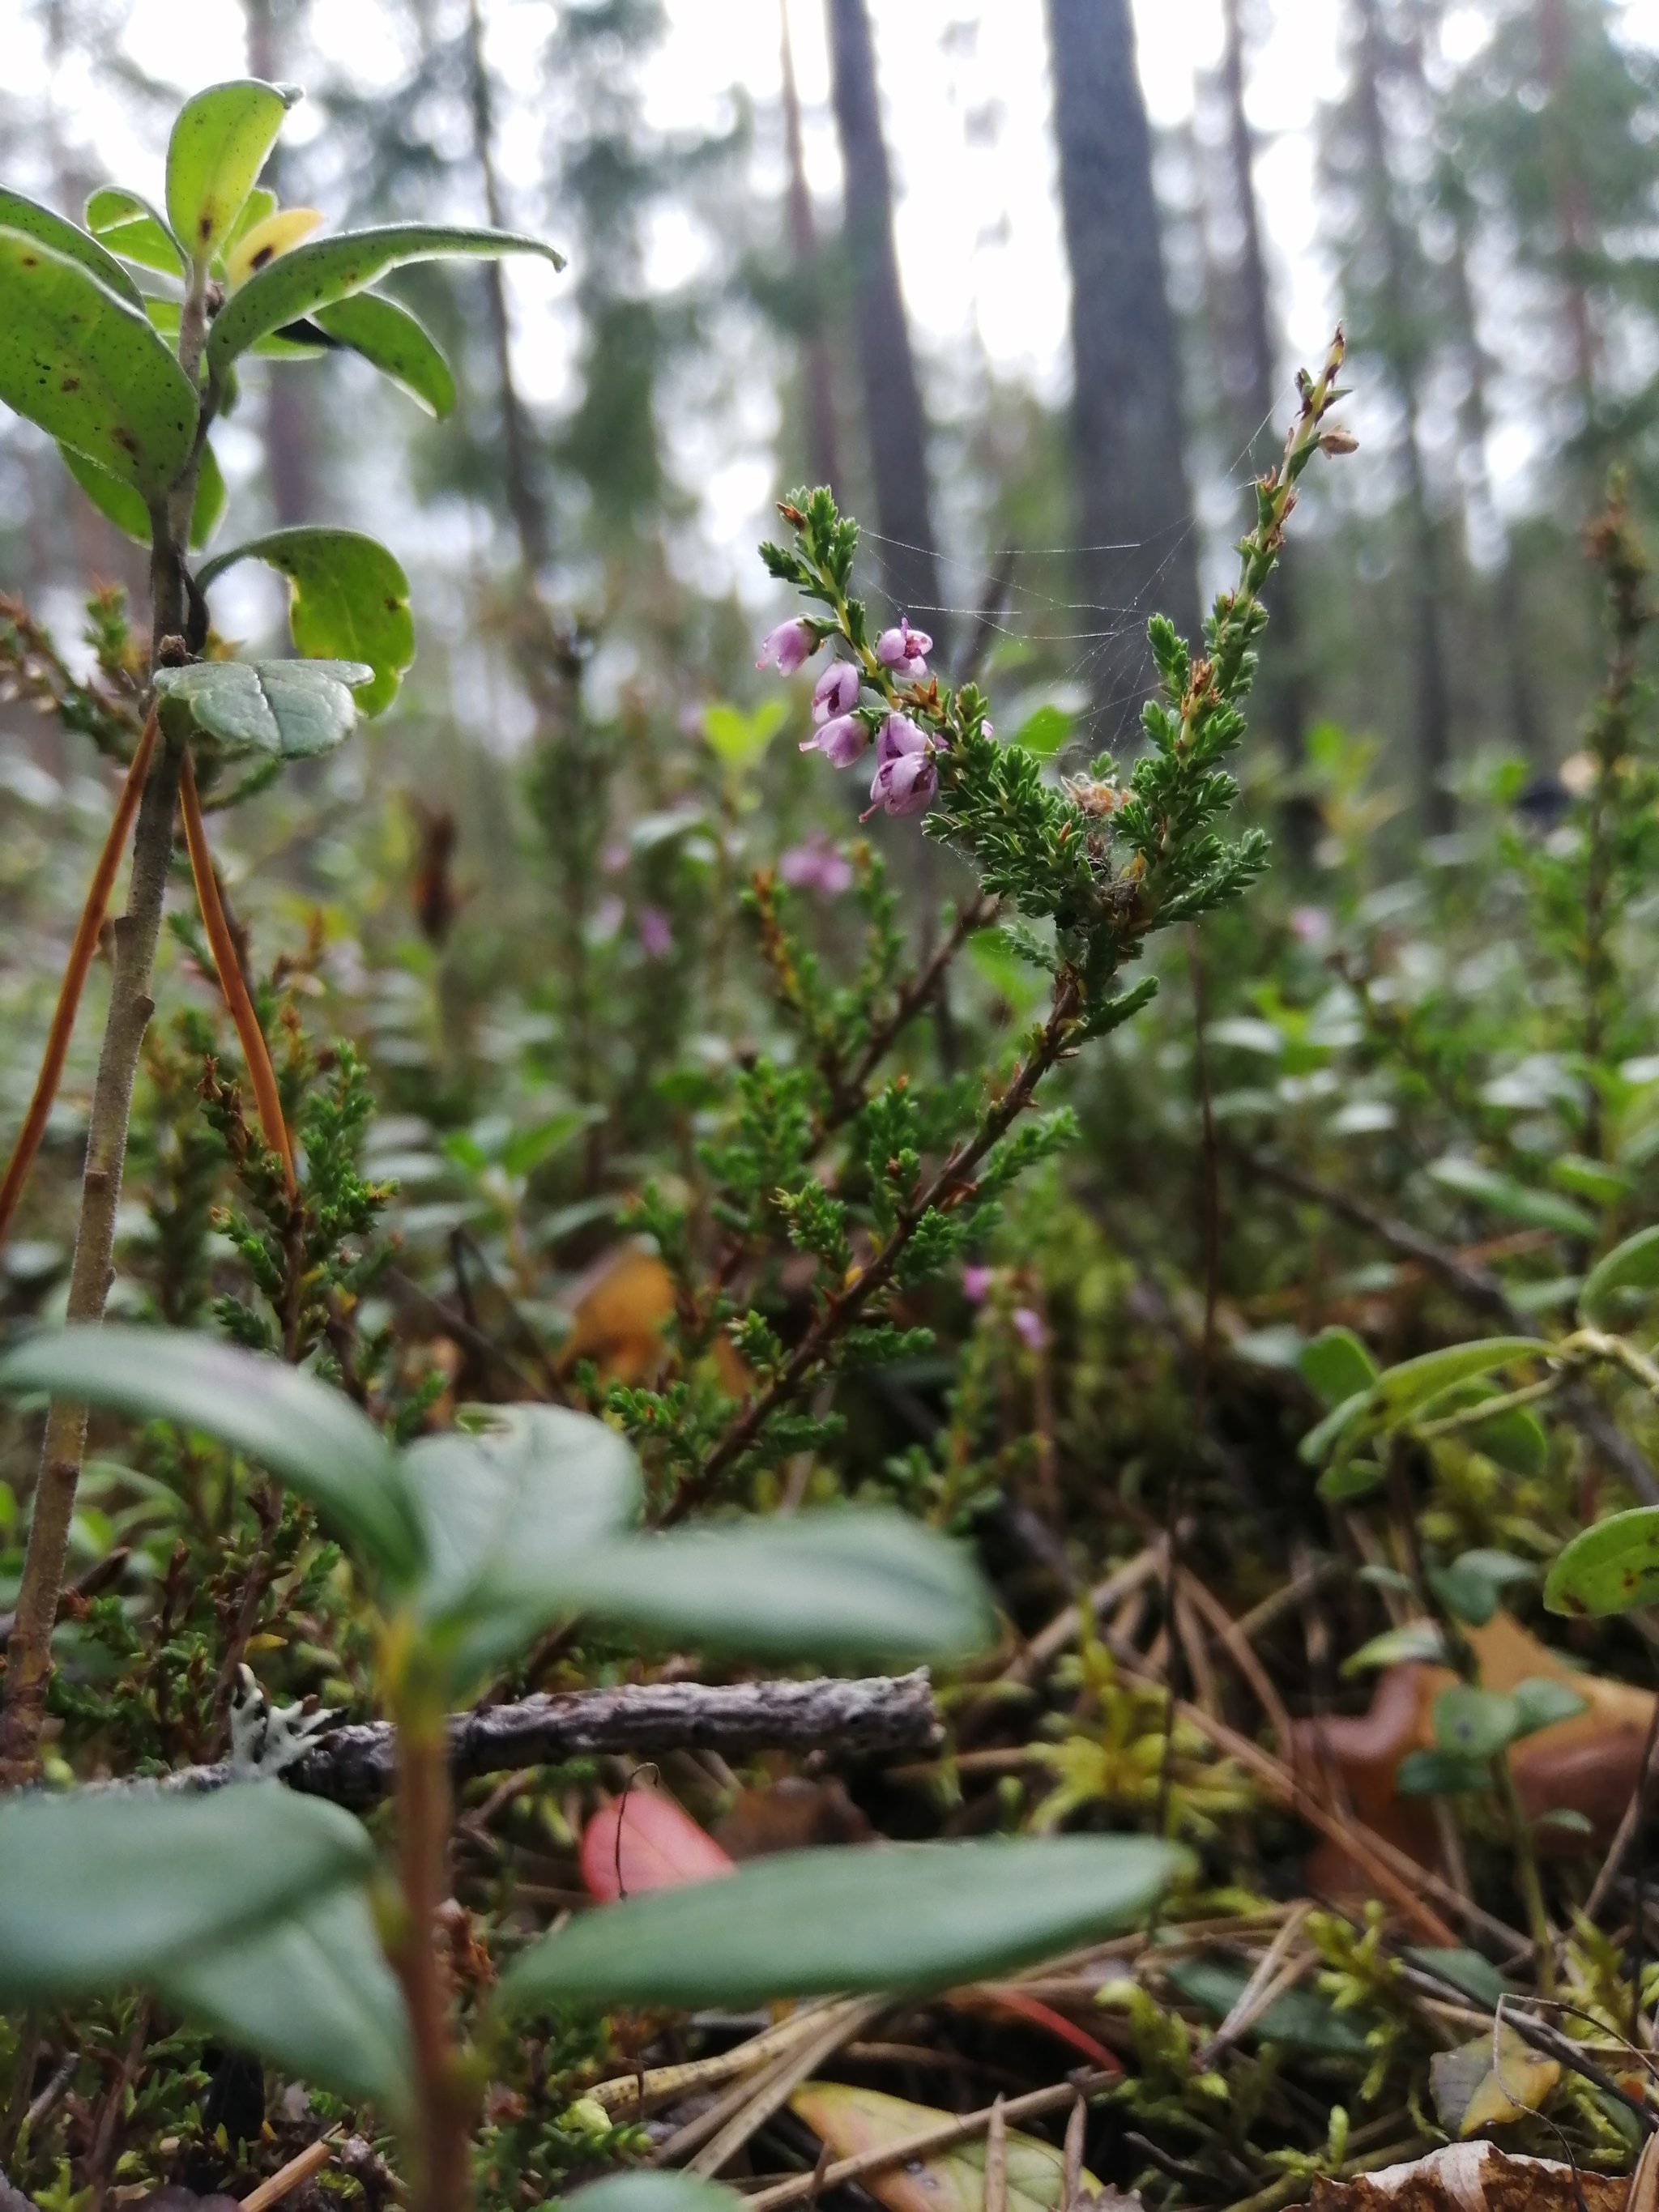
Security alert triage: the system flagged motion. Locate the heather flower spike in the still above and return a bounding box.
[757,618,817,676]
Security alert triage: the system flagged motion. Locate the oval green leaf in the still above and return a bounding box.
[403,1406,640,1685]
[498,1834,1185,2012]
[0,1781,373,2003]
[153,657,374,759]
[314,292,456,417]
[557,2182,736,2212]
[1299,1326,1378,1409]
[0,187,145,307]
[1340,1621,1448,1677]
[1545,1506,1659,1617]
[156,1885,412,2115]
[84,185,184,279]
[0,228,198,497]
[1396,1748,1491,1796]
[1432,1684,1517,1758]
[208,224,564,381]
[167,79,297,266]
[60,436,225,550]
[1511,1676,1588,1737]
[0,1326,424,1583]
[527,1511,996,1668]
[1580,1225,1659,1326]
[196,529,413,714]
[1371,1337,1542,1421]
[1427,1157,1597,1240]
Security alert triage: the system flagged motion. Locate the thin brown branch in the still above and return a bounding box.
[0,706,158,1252]
[180,749,295,1197]
[669,972,1081,1519]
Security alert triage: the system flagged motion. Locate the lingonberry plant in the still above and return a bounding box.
[0,78,561,1780]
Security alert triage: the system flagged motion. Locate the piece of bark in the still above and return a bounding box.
[109,1672,941,1808]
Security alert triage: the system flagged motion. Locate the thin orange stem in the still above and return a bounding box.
[0,707,159,1253]
[179,750,296,1198]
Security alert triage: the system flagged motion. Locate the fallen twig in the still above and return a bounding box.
[240,2132,340,2212]
[109,1671,942,1805]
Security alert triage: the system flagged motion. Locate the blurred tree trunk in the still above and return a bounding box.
[1218,0,1305,788]
[1046,0,1199,743]
[825,0,944,650]
[245,0,317,528]
[783,3,841,496]
[467,0,550,573]
[1350,0,1453,833]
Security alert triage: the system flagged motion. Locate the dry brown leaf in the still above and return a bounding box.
[789,2082,1120,2212]
[558,1241,750,1394]
[1303,2142,1627,2212]
[1297,1612,1655,1894]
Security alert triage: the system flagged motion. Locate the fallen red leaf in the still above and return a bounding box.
[580,1783,736,1902]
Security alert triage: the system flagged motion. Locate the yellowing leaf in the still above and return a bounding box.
[226,206,324,289]
[1429,2026,1559,2136]
[790,2082,1107,2212]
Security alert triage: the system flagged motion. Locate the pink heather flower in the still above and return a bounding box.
[757,619,817,676]
[962,1264,993,1302]
[601,838,630,876]
[778,835,854,898]
[591,895,624,942]
[1011,1305,1047,1351]
[1290,906,1333,945]
[864,714,937,819]
[638,906,672,959]
[876,617,932,677]
[812,661,861,722]
[801,714,868,768]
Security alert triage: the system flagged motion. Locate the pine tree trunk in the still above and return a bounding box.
[783,3,841,497]
[1046,0,1200,742]
[1351,0,1454,832]
[825,0,943,648]
[1218,0,1305,785]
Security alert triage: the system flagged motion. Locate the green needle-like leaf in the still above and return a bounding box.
[500,1835,1185,2011]
[0,1326,425,1583]
[208,224,563,381]
[0,228,198,497]
[153,657,375,759]
[197,528,414,714]
[167,79,298,267]
[314,292,456,416]
[0,1783,373,2003]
